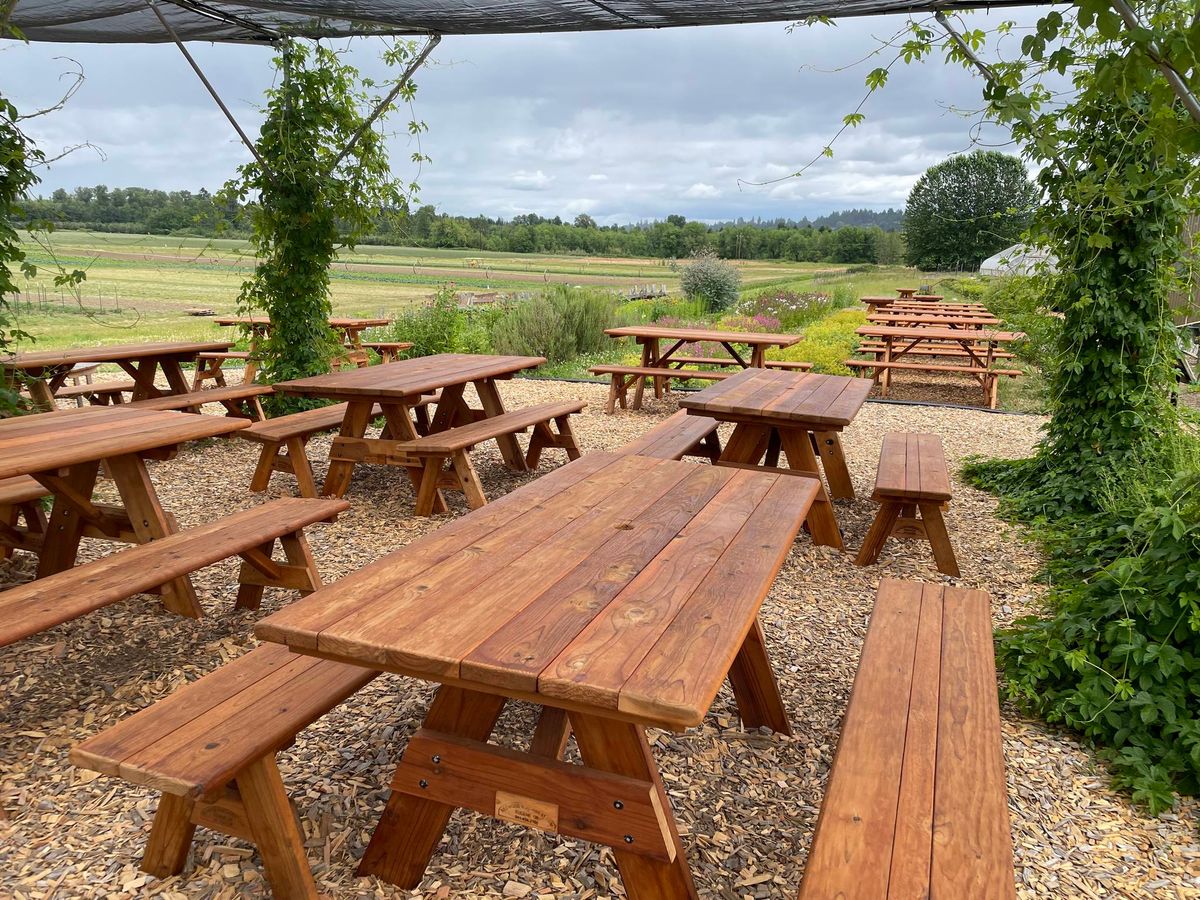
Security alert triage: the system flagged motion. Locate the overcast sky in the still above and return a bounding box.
[1,13,1033,224]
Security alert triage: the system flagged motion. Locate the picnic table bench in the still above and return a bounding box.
[361,340,414,363]
[73,642,378,897]
[856,432,960,576]
[619,409,722,461]
[0,497,347,647]
[251,451,821,897]
[127,382,273,419]
[0,475,50,561]
[799,577,1015,898]
[868,309,1002,329]
[53,379,136,405]
[597,325,803,412]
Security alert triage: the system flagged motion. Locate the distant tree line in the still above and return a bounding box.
[19,185,905,264]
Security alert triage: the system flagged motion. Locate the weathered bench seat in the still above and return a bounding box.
[128,383,273,420]
[798,577,1015,899]
[619,409,721,461]
[0,496,348,647]
[54,379,136,405]
[590,364,732,414]
[845,359,1021,408]
[72,642,378,897]
[856,432,959,576]
[0,475,50,560]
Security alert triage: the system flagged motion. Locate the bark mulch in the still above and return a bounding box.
[1,378,1197,899]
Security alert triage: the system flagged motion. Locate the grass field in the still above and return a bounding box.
[12,231,974,350]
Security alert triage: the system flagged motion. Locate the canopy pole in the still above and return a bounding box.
[330,34,440,170]
[145,0,274,176]
[1109,0,1200,126]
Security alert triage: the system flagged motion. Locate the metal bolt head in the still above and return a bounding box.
[418,779,429,789]
[623,835,634,844]
[432,755,441,764]
[613,800,624,809]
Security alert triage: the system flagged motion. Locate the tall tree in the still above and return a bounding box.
[903,150,1037,271]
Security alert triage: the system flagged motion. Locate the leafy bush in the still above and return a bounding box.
[979,274,1062,372]
[680,250,741,312]
[389,284,462,357]
[491,285,616,363]
[979,431,1200,813]
[767,308,866,375]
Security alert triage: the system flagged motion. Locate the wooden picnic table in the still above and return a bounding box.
[0,405,249,614]
[603,324,799,409]
[868,309,1002,329]
[255,450,819,898]
[1,341,233,410]
[213,315,392,380]
[680,367,872,546]
[274,353,545,502]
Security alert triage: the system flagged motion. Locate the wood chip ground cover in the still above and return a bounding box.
[1,377,1197,898]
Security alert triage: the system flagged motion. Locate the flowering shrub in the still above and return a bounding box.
[680,250,741,312]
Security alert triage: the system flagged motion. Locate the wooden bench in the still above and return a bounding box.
[845,359,1022,408]
[238,402,383,499]
[856,432,959,576]
[798,577,1015,898]
[128,383,273,420]
[590,364,732,414]
[361,340,414,363]
[192,351,253,389]
[0,475,49,561]
[382,400,585,515]
[857,341,1015,360]
[0,496,349,648]
[619,409,721,461]
[71,642,377,898]
[54,379,135,405]
[672,356,814,373]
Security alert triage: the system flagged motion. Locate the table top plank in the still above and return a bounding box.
[274,353,545,401]
[319,458,698,679]
[537,468,777,714]
[459,464,733,693]
[1,341,232,370]
[605,325,799,348]
[255,453,648,651]
[0,406,249,480]
[616,474,819,725]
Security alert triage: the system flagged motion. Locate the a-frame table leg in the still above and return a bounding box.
[105,452,203,617]
[569,713,699,900]
[34,460,101,578]
[777,428,843,549]
[358,687,507,887]
[726,618,793,735]
[474,378,527,471]
[321,400,375,498]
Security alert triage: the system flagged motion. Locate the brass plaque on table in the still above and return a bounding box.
[495,791,559,832]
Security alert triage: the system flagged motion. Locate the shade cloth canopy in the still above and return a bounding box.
[10,0,1045,44]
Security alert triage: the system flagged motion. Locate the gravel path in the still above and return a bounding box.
[1,378,1196,899]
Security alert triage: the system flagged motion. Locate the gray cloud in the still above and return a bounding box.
[1,12,1041,224]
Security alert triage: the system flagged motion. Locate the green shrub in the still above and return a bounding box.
[767,308,866,375]
[680,250,741,312]
[977,431,1200,813]
[490,285,616,363]
[389,284,462,357]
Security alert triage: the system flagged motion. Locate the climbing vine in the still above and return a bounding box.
[221,38,428,397]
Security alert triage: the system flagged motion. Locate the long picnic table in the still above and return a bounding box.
[255,450,820,898]
[868,309,1002,329]
[273,353,545,504]
[680,367,872,548]
[211,315,393,382]
[1,341,234,410]
[0,405,249,614]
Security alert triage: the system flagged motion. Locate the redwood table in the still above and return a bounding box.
[680,368,873,548]
[868,309,1002,329]
[274,353,545,504]
[1,341,233,410]
[603,325,800,409]
[255,451,819,899]
[213,315,392,380]
[0,405,249,615]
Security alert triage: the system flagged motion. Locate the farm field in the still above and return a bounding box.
[11,231,965,349]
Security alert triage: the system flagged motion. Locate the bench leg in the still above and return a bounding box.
[414,456,449,516]
[235,539,276,610]
[381,403,450,516]
[570,714,699,900]
[142,793,197,878]
[556,414,583,461]
[250,442,281,492]
[450,450,488,510]
[359,687,507,887]
[284,436,319,499]
[855,500,901,567]
[605,376,620,415]
[0,504,15,560]
[918,502,961,577]
[237,756,320,900]
[726,618,792,735]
